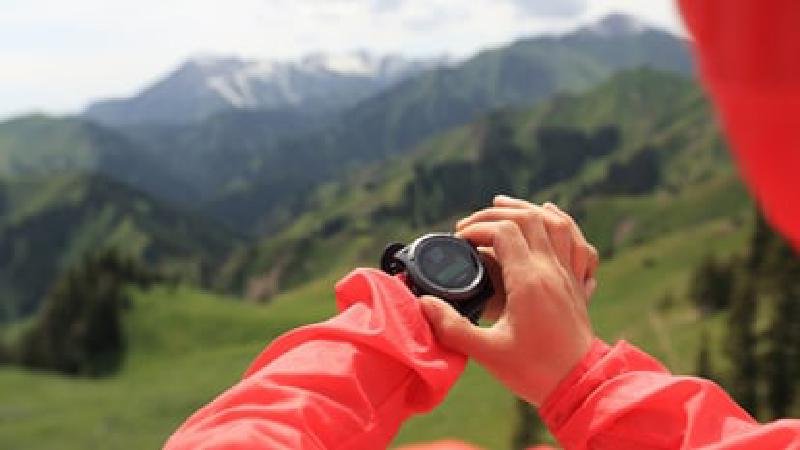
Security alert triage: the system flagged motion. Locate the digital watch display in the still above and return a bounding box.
[380,233,493,324]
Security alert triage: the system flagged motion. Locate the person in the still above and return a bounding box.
[165,0,800,448]
[163,196,798,450]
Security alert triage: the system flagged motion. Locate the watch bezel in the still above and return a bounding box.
[401,233,487,301]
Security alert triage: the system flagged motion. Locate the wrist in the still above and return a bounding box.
[539,338,609,408]
[521,333,597,406]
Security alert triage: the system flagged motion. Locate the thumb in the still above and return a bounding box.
[419,296,493,358]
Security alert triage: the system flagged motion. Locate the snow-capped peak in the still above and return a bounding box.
[299,51,384,76]
[189,51,440,109]
[85,51,441,125]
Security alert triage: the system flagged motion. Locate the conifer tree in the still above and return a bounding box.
[749,212,800,418]
[725,273,760,417]
[16,249,157,376]
[765,285,798,418]
[690,255,732,314]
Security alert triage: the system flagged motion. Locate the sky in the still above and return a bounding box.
[0,0,686,119]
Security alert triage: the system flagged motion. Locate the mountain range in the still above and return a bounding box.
[216,68,750,299]
[84,51,443,126]
[3,12,798,450]
[0,64,766,449]
[0,13,697,321]
[202,13,694,233]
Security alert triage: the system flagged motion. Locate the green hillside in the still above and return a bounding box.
[118,108,330,198]
[0,174,240,322]
[203,25,691,233]
[0,23,691,237]
[1,68,778,449]
[0,116,194,204]
[0,212,753,449]
[220,69,748,299]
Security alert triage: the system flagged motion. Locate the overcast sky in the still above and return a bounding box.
[0,0,686,119]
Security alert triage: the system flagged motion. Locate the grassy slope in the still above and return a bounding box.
[0,174,240,321]
[0,116,97,176]
[222,69,734,296]
[0,212,752,449]
[0,115,189,203]
[0,70,763,448]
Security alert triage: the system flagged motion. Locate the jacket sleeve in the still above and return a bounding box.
[163,269,466,450]
[540,339,800,449]
[678,0,800,251]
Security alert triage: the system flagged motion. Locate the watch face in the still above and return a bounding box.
[418,238,479,290]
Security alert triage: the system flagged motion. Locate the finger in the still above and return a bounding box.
[493,194,532,209]
[456,207,552,255]
[489,198,575,272]
[544,202,599,283]
[454,194,534,233]
[541,204,574,274]
[419,296,497,359]
[456,221,531,265]
[487,197,574,272]
[458,207,535,231]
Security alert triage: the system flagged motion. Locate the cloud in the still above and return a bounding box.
[510,0,588,17]
[0,0,683,119]
[371,0,587,18]
[372,0,403,13]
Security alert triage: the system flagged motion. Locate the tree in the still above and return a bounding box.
[762,241,800,419]
[764,285,799,418]
[690,255,733,315]
[15,249,157,377]
[748,213,773,271]
[725,273,760,417]
[748,211,800,418]
[17,262,126,376]
[0,340,10,364]
[591,147,661,195]
[693,212,800,419]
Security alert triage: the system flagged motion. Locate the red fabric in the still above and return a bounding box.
[540,339,800,449]
[164,269,465,450]
[678,0,800,251]
[165,271,800,450]
[393,441,554,450]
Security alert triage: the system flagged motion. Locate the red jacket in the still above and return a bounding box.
[164,270,800,449]
[678,0,800,251]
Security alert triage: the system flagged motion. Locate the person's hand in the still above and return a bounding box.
[419,195,598,406]
[468,198,598,322]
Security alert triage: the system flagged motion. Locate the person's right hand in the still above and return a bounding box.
[419,196,598,406]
